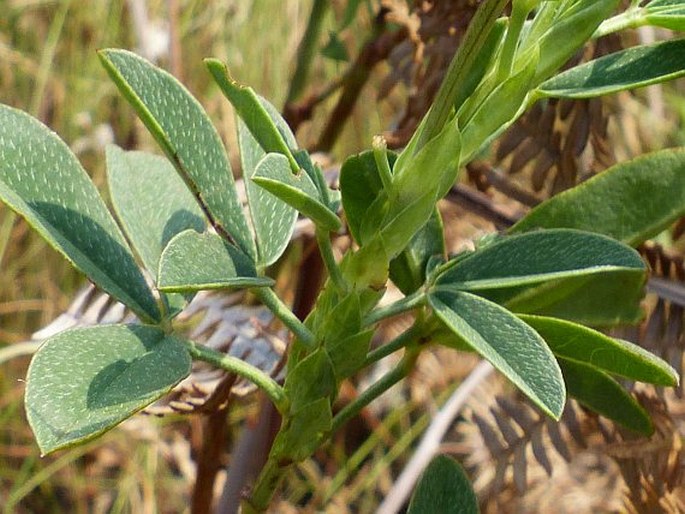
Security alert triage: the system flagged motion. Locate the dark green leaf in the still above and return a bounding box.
[511,149,685,247]
[408,455,478,514]
[538,39,685,99]
[252,153,341,231]
[25,325,191,454]
[0,105,160,323]
[157,230,273,292]
[429,289,565,418]
[239,121,297,266]
[520,315,677,386]
[98,49,256,259]
[559,358,653,435]
[437,229,645,290]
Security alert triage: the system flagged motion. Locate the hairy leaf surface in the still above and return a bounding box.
[98,49,255,259]
[429,289,565,418]
[25,325,191,454]
[0,105,160,322]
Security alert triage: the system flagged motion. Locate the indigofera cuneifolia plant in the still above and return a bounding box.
[4,0,685,511]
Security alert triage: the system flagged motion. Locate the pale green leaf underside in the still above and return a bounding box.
[252,153,341,231]
[98,49,256,260]
[239,120,297,266]
[157,229,273,292]
[106,145,207,276]
[429,289,565,418]
[408,455,478,514]
[511,149,685,247]
[437,229,644,290]
[538,39,685,99]
[520,314,678,386]
[25,325,191,454]
[0,105,160,323]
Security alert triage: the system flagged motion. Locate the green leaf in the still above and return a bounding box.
[284,348,336,412]
[511,149,685,247]
[106,146,206,276]
[646,1,685,31]
[538,39,685,99]
[389,209,445,294]
[497,270,646,326]
[460,44,538,162]
[340,150,444,292]
[0,105,160,323]
[453,18,506,112]
[98,49,256,260]
[520,315,678,386]
[531,0,620,84]
[25,325,191,454]
[429,289,565,418]
[271,397,332,462]
[340,149,397,245]
[381,120,461,258]
[559,358,653,435]
[437,229,645,291]
[239,121,297,267]
[157,230,273,292]
[204,58,299,172]
[408,455,478,514]
[252,153,341,231]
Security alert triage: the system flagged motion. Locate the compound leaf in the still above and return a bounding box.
[98,49,256,259]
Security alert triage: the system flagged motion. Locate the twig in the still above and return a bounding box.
[377,360,494,514]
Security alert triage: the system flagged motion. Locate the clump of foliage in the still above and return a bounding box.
[3,0,685,511]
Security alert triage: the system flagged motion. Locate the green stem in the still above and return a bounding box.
[363,323,423,367]
[331,348,420,433]
[363,290,426,326]
[414,0,508,152]
[242,458,282,513]
[593,6,647,38]
[372,135,393,191]
[254,287,316,349]
[183,340,288,414]
[496,0,535,81]
[285,0,329,104]
[316,227,348,293]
